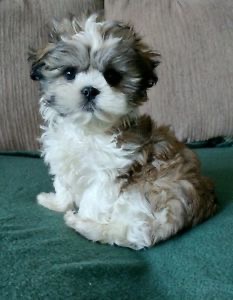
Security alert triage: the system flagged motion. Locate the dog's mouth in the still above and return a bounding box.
[81,100,96,113]
[80,86,100,113]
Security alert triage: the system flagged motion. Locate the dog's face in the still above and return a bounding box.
[30,15,160,129]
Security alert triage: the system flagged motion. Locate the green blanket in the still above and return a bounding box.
[1,148,233,299]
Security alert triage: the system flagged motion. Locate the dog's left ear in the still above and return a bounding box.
[134,40,161,90]
[103,21,160,89]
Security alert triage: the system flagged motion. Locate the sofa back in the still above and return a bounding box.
[0,0,232,150]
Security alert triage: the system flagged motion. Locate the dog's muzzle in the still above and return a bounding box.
[81,86,100,112]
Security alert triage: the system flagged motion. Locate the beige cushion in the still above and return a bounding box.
[0,0,103,150]
[105,0,233,141]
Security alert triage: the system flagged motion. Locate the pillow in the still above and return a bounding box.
[105,0,233,142]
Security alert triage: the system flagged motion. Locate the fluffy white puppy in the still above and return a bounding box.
[30,15,216,249]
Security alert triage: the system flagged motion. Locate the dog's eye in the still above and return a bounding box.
[104,68,122,86]
[63,67,77,81]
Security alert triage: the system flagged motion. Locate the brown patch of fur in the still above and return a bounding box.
[112,115,217,233]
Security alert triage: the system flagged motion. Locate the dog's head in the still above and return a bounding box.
[30,15,160,129]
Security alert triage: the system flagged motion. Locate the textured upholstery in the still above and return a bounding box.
[1,148,233,299]
[105,0,233,141]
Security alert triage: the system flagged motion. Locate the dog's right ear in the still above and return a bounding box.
[28,44,55,81]
[28,49,42,81]
[30,62,44,81]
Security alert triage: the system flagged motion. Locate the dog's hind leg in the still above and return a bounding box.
[64,210,154,250]
[64,210,109,242]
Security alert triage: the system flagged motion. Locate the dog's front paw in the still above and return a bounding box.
[37,192,68,212]
[37,192,55,209]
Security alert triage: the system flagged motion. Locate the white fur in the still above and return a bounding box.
[41,69,130,132]
[38,115,182,249]
[37,16,179,250]
[38,117,159,249]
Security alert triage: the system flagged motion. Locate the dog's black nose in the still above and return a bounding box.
[81,86,100,101]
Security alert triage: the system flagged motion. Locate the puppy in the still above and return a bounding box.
[30,15,216,249]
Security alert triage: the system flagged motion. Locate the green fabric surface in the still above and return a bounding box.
[188,136,233,148]
[0,148,233,300]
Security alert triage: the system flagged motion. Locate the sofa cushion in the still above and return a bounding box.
[0,0,103,151]
[1,148,233,299]
[105,0,233,142]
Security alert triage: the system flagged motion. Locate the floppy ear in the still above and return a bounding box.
[30,62,44,81]
[107,22,161,89]
[134,39,161,89]
[28,44,55,81]
[28,15,84,81]
[28,49,43,81]
[28,16,79,81]
[123,23,161,89]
